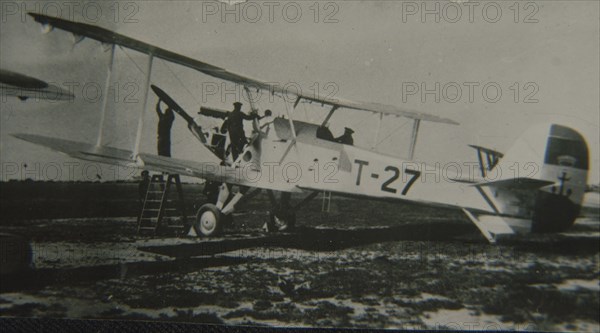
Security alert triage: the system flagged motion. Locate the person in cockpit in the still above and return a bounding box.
[335,127,354,145]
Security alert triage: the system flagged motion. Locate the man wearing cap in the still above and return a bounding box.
[220,102,259,161]
[156,100,175,157]
[335,127,355,145]
[138,170,150,207]
[138,170,150,211]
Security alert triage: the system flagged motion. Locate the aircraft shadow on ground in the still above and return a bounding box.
[139,222,481,258]
[0,223,476,292]
[140,222,600,258]
[4,223,596,292]
[0,256,248,293]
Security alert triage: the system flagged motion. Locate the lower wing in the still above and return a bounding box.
[12,133,298,193]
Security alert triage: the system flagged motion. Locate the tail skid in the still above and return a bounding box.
[462,209,515,243]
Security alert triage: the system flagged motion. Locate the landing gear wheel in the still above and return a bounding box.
[194,204,223,237]
[267,209,296,233]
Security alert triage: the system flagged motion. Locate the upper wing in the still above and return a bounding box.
[0,69,75,101]
[294,94,458,124]
[28,13,458,125]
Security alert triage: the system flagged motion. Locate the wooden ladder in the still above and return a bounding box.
[321,191,332,213]
[137,174,187,235]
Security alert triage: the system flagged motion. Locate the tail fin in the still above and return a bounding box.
[532,124,589,231]
[486,124,589,233]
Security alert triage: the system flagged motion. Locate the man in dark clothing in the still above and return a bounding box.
[335,127,355,145]
[220,102,259,161]
[156,100,175,157]
[138,170,150,205]
[208,126,227,159]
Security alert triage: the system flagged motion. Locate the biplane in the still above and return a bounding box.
[13,13,590,243]
[0,69,75,101]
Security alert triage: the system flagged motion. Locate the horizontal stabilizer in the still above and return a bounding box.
[473,178,554,190]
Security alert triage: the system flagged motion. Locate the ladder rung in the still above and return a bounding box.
[142,211,177,215]
[138,173,186,235]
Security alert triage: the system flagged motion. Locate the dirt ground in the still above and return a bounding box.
[0,192,599,331]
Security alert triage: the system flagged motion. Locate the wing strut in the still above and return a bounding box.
[320,105,338,127]
[372,113,383,149]
[407,119,421,160]
[278,96,301,164]
[133,54,154,158]
[243,85,260,132]
[285,96,300,140]
[96,44,116,147]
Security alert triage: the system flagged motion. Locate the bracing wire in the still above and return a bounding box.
[119,46,146,75]
[162,60,201,105]
[375,117,410,147]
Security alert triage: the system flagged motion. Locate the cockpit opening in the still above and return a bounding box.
[316,126,354,145]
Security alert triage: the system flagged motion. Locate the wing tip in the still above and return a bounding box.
[27,12,45,22]
[11,133,41,144]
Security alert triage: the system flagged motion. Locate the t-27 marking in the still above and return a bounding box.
[354,159,421,195]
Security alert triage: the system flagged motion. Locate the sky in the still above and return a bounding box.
[0,0,598,183]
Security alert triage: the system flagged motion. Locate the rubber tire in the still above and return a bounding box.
[198,200,234,226]
[267,209,296,233]
[194,204,223,237]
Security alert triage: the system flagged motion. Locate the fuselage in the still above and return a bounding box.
[239,118,495,214]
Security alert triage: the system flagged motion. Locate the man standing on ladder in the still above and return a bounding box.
[156,99,175,157]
